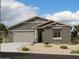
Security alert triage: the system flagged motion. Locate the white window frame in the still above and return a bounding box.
[53,37,62,40]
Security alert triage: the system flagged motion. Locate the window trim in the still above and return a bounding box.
[52,37,62,40]
[53,28,62,39]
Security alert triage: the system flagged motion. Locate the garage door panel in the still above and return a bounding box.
[12,31,34,42]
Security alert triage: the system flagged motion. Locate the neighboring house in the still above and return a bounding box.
[9,16,71,44]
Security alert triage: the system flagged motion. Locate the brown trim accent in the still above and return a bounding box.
[37,23,56,28]
[32,21,53,28]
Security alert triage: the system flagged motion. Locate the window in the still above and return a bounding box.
[53,29,61,37]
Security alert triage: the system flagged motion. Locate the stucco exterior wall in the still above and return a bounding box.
[61,26,71,44]
[42,26,71,44]
[42,28,53,43]
[10,23,41,30]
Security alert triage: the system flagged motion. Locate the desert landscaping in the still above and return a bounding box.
[18,43,79,55]
[1,43,79,59]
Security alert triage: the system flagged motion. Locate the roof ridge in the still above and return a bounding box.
[9,16,71,29]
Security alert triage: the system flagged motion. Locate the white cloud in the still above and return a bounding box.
[1,0,79,27]
[44,11,79,26]
[1,0,39,27]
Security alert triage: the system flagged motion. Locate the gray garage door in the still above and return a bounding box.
[12,31,35,42]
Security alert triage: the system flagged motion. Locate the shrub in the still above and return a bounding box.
[44,42,52,47]
[31,42,37,46]
[45,45,52,47]
[21,47,30,51]
[31,43,35,46]
[60,45,68,49]
[0,38,3,43]
[71,38,79,45]
[71,50,79,54]
[44,42,49,45]
[33,42,37,43]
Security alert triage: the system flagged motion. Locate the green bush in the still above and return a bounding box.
[0,38,3,43]
[21,47,30,51]
[71,50,79,54]
[60,45,68,49]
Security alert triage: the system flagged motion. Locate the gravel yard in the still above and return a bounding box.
[1,43,79,55]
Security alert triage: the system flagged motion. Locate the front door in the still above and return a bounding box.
[37,29,42,42]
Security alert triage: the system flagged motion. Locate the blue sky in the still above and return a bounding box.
[17,0,79,14]
[1,0,79,27]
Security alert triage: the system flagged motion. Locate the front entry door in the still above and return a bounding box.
[37,29,42,42]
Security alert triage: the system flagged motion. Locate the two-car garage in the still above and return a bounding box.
[11,30,35,43]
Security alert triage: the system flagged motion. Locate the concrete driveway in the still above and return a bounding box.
[1,43,27,52]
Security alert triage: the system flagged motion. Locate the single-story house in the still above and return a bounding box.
[9,16,71,44]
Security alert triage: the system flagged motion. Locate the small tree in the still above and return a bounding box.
[71,28,77,37]
[71,25,79,37]
[0,37,3,43]
[74,25,79,33]
[71,25,79,44]
[0,22,9,43]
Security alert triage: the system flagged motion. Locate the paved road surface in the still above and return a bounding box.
[0,52,79,59]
